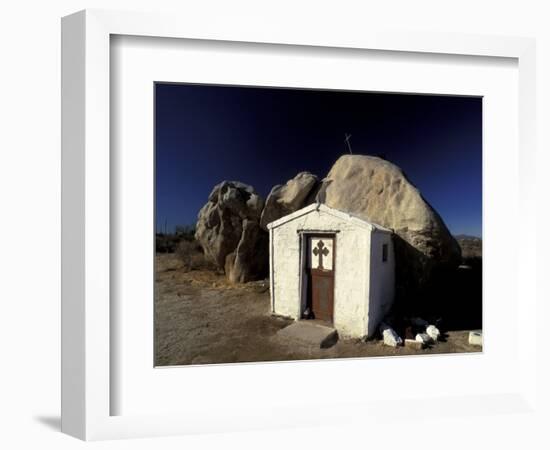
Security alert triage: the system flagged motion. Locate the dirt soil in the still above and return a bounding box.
[155,253,481,366]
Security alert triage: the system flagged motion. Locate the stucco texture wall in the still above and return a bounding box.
[367,231,396,336]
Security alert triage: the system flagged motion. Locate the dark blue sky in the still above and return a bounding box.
[155,83,482,237]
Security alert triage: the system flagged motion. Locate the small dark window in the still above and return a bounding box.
[382,243,388,262]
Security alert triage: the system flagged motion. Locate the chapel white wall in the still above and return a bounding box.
[270,209,370,337]
[366,231,395,337]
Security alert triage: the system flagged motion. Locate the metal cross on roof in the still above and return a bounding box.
[344,133,353,154]
[312,240,330,269]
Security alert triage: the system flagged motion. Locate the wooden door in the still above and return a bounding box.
[307,236,335,323]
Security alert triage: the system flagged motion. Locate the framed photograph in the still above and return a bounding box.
[153,83,483,366]
[62,9,537,441]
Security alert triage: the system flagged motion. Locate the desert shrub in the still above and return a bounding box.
[176,240,215,272]
[176,240,197,270]
[155,224,197,253]
[175,224,196,241]
[156,234,180,253]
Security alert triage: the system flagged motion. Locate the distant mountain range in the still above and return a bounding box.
[454,235,482,259]
[454,234,481,240]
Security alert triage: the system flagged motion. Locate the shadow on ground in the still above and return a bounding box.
[427,257,482,331]
[393,256,482,332]
[34,415,61,431]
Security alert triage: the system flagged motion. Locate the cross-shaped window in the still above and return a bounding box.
[312,240,330,269]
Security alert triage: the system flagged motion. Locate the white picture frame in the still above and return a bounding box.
[61,9,538,441]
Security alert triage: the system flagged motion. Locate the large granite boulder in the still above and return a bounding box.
[316,154,461,297]
[260,172,318,230]
[195,181,268,283]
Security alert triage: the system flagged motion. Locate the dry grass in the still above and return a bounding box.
[175,240,216,272]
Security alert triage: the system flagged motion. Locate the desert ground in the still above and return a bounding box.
[155,253,481,366]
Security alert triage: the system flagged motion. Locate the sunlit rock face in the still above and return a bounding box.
[195,181,268,283]
[259,171,318,231]
[316,154,461,297]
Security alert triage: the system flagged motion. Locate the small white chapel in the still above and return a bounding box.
[267,203,395,338]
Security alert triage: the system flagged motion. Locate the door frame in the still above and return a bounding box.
[298,231,337,322]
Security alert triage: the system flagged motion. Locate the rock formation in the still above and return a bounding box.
[195,154,461,289]
[259,172,318,230]
[315,154,461,296]
[195,181,268,283]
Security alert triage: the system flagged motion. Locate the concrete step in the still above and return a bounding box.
[275,321,338,349]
